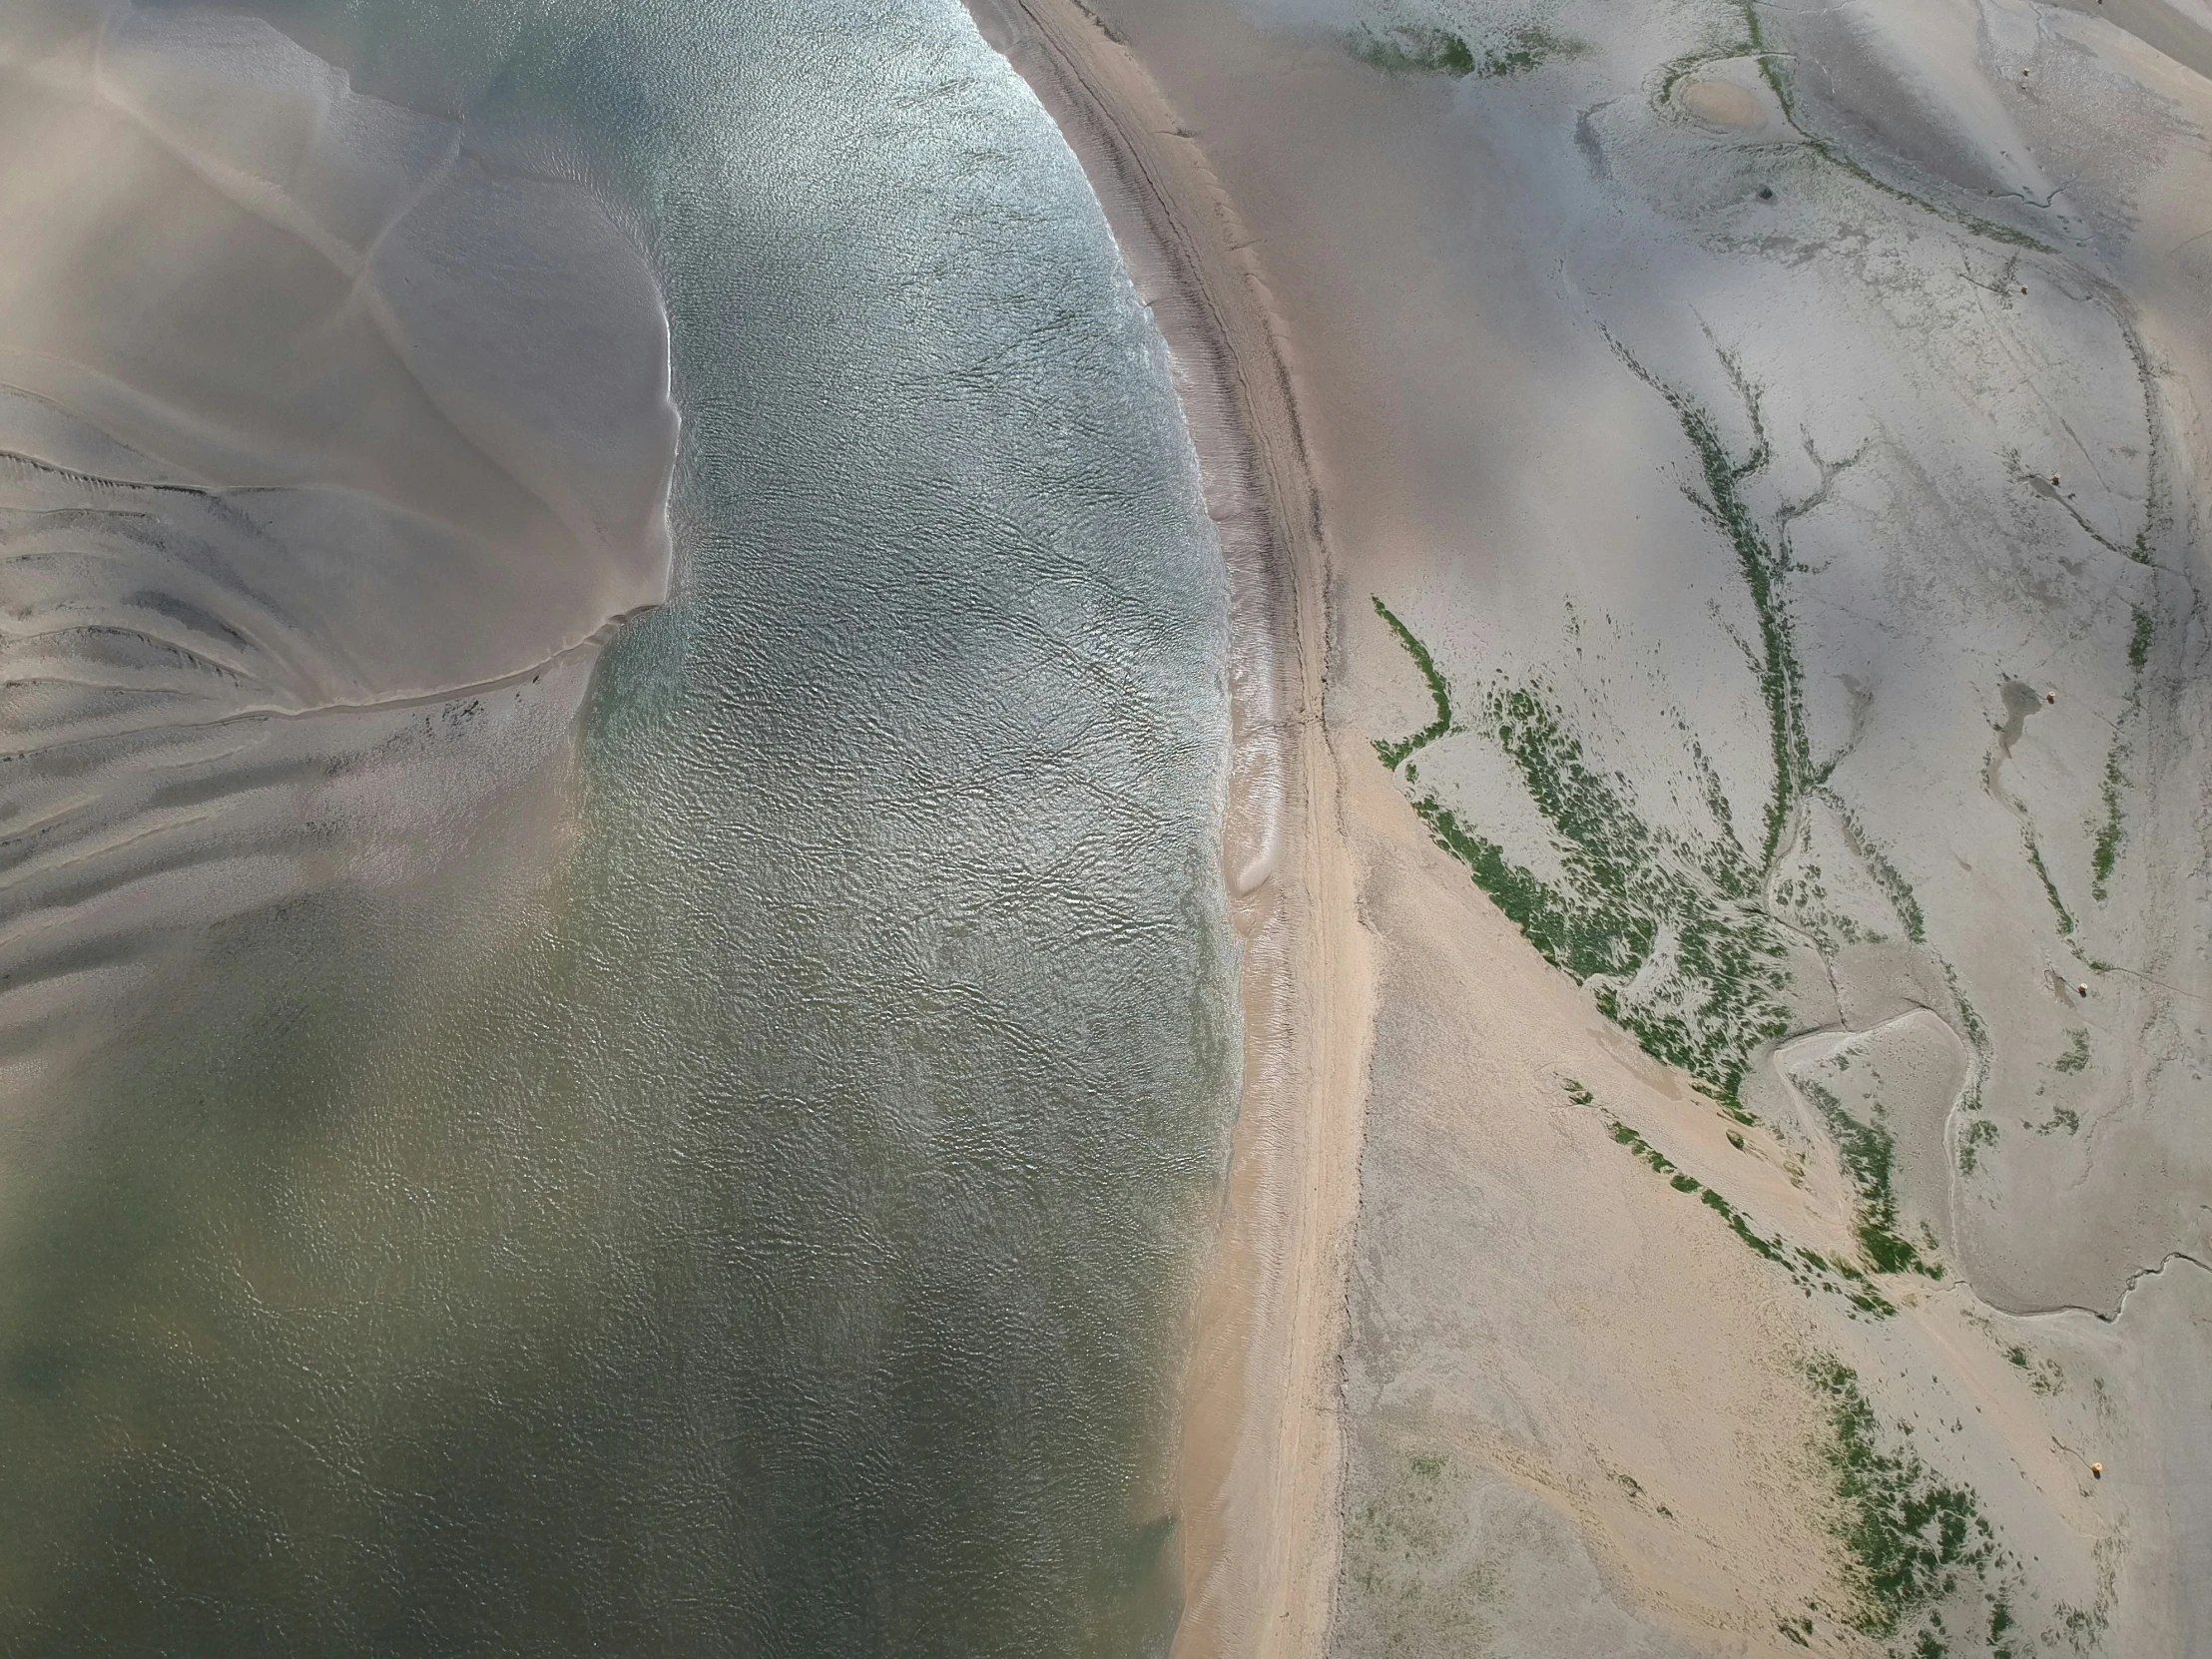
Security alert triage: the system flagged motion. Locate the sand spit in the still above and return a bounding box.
[963,4,1375,1655]
[0,1,675,1055]
[980,0,2212,1652]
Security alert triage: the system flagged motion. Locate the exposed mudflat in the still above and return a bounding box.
[981,0,2212,1651]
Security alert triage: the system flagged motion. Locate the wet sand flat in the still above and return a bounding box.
[0,0,677,1054]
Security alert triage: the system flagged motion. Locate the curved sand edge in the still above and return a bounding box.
[960,4,1373,1656]
[962,2,2212,1653]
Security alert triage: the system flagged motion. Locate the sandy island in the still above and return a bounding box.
[970,0,2212,1653]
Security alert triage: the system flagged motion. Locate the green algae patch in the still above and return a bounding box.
[1351,23,1581,79]
[1373,608,1794,1106]
[1808,1358,2013,1652]
[1352,25,1479,75]
[2001,1345,2064,1396]
[2028,1033,2086,1135]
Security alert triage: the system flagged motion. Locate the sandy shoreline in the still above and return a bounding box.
[960,4,1372,1655]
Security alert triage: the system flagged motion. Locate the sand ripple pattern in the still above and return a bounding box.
[0,2,676,1035]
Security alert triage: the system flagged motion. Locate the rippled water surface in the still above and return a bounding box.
[0,2,1234,1651]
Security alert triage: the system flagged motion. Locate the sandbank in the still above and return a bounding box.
[0,0,677,1054]
[973,0,2212,1652]
[963,4,1374,1655]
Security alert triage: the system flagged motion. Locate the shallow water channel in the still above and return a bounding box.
[0,2,1236,1652]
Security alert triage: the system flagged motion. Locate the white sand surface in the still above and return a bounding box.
[972,0,2212,1651]
[0,1,676,1054]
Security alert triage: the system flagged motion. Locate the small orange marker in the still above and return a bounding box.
[2091,1462,2103,1478]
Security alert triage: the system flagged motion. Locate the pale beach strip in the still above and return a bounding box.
[960,5,1373,1657]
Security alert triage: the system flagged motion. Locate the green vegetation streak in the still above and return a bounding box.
[1372,347,1811,1106]
[1738,4,2054,255]
[1370,598,1454,769]
[1382,666,1792,1105]
[2023,833,2074,937]
[2090,744,2126,899]
[1351,23,1580,79]
[1960,1116,1999,1172]
[2092,606,2153,902]
[1822,795,1927,943]
[1797,1078,1941,1278]
[1616,345,1807,869]
[1601,1112,1893,1314]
